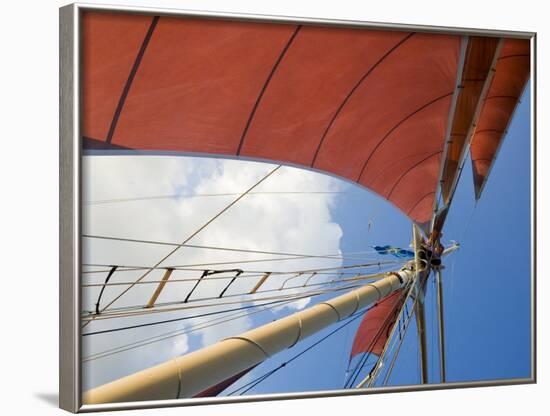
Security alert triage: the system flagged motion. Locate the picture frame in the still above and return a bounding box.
[60,2,536,412]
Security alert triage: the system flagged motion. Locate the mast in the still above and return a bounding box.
[354,224,427,388]
[412,223,429,384]
[415,294,429,384]
[435,268,446,382]
[434,241,458,382]
[84,266,416,404]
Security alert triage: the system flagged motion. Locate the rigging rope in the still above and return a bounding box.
[82,234,380,262]
[94,266,117,315]
[361,278,418,388]
[82,278,382,334]
[82,279,384,322]
[343,294,403,388]
[83,295,306,363]
[81,266,397,287]
[81,252,382,274]
[381,285,424,386]
[85,191,344,205]
[81,265,401,320]
[81,271,392,324]
[82,293,313,337]
[87,165,282,321]
[81,261,399,283]
[459,200,478,243]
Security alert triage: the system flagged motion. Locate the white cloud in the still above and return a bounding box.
[81,155,344,390]
[171,334,190,357]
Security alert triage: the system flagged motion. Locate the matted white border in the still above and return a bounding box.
[59,3,537,412]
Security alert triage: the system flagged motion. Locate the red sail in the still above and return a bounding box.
[438,37,501,205]
[469,39,530,199]
[193,366,255,398]
[350,291,404,358]
[82,12,528,223]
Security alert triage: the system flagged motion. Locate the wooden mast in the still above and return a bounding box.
[435,268,447,382]
[412,223,430,384]
[435,241,458,382]
[415,295,429,384]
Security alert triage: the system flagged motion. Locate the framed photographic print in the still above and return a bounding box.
[59,2,536,412]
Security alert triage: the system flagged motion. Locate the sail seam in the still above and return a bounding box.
[473,128,505,134]
[106,16,159,144]
[406,191,435,216]
[357,92,453,183]
[236,25,302,155]
[498,54,529,60]
[485,95,518,100]
[386,151,443,199]
[310,32,415,168]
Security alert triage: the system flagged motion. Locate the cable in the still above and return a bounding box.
[83,295,305,363]
[82,274,396,336]
[381,288,423,386]
[81,261,397,286]
[82,280,372,334]
[344,291,407,388]
[81,271,394,322]
[343,294,403,388]
[82,279,382,322]
[81,266,398,286]
[83,294,308,337]
[85,191,344,205]
[80,268,398,321]
[82,270,395,318]
[81,252,385,274]
[362,278,418,388]
[82,234,380,262]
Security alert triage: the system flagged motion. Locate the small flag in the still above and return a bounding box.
[373,245,414,259]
